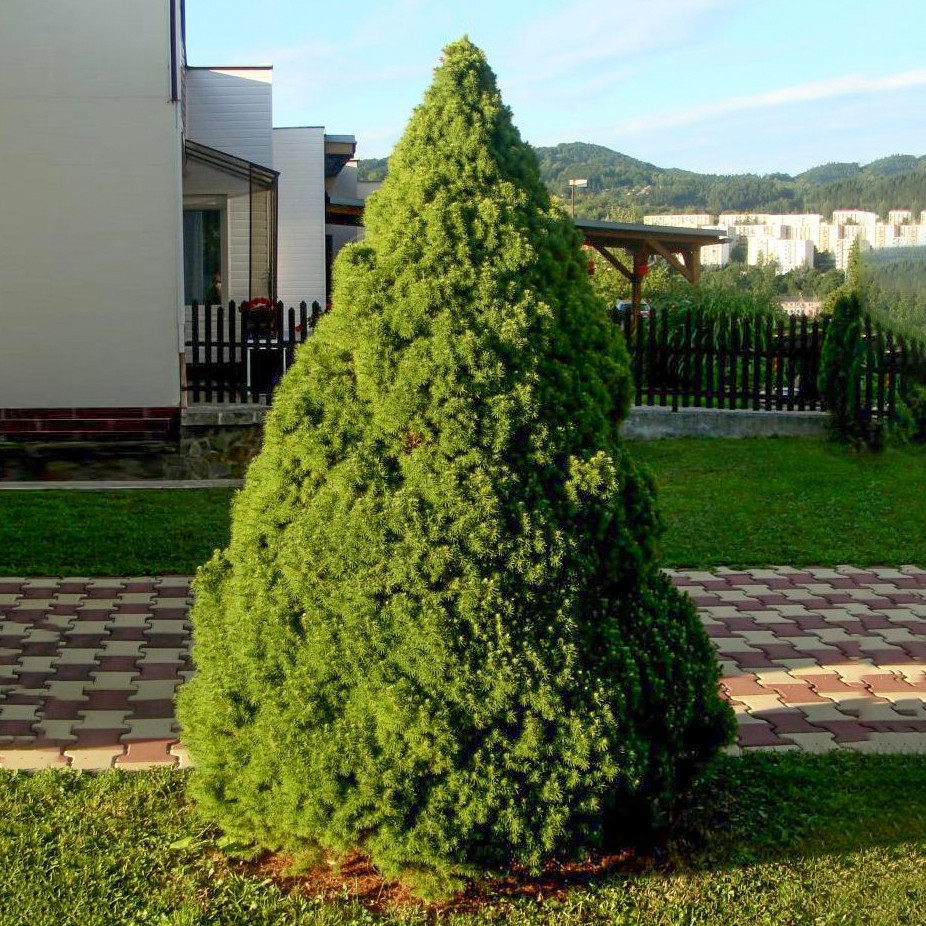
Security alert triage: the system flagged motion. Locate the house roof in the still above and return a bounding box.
[324,136,357,178]
[184,140,278,189]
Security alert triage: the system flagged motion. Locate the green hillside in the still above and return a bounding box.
[358,143,926,221]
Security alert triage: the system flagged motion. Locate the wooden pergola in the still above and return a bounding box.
[575,218,727,321]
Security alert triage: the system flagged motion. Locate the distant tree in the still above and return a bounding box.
[819,290,880,447]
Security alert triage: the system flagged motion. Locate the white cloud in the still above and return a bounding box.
[613,66,926,135]
[499,0,734,89]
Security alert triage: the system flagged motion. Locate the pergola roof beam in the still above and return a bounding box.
[588,243,633,282]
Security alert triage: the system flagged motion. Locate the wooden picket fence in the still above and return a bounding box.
[186,300,926,418]
[619,307,926,418]
[184,300,323,403]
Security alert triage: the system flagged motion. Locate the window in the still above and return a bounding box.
[183,209,223,304]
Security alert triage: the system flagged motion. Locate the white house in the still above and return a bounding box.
[0,0,185,417]
[0,0,357,435]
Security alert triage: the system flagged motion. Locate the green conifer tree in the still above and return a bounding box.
[177,38,734,894]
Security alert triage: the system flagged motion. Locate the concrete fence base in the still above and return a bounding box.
[622,405,829,440]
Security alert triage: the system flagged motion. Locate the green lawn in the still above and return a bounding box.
[2,438,925,575]
[631,438,926,568]
[0,489,232,576]
[1,753,924,925]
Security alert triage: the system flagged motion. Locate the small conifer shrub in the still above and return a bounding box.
[177,37,734,895]
[819,291,882,448]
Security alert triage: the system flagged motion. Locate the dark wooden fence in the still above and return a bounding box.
[187,300,926,417]
[185,300,323,403]
[619,307,926,418]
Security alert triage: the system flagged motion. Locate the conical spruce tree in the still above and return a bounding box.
[177,37,734,892]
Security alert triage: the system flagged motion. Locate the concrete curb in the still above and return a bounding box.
[0,479,243,491]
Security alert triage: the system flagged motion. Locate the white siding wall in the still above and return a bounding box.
[185,68,273,167]
[273,128,327,308]
[0,0,182,409]
[227,196,252,303]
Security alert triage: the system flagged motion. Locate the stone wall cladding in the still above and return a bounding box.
[171,426,263,479]
[163,404,269,480]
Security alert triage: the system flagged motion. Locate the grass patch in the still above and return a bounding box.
[1,753,925,924]
[632,437,926,568]
[2,439,926,575]
[0,489,233,576]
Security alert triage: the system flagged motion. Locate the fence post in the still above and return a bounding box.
[190,300,200,404]
[216,302,225,403]
[692,310,702,408]
[228,300,238,402]
[716,315,725,410]
[875,321,886,417]
[808,317,820,411]
[738,315,748,409]
[727,315,738,410]
[203,301,213,402]
[659,307,669,408]
[774,318,783,410]
[752,313,761,411]
[299,301,308,343]
[796,315,807,412]
[786,315,797,411]
[683,309,692,409]
[885,330,896,419]
[287,306,297,374]
[646,309,656,406]
[764,315,773,411]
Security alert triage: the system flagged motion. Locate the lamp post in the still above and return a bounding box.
[568,178,587,217]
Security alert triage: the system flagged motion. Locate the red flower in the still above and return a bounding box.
[240,297,273,313]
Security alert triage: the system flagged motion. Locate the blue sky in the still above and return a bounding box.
[185,0,926,175]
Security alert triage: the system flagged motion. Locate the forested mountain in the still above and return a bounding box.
[358,143,926,220]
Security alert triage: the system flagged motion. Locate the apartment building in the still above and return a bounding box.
[643,214,713,228]
[747,236,815,273]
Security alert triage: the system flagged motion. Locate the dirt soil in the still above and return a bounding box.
[242,847,648,915]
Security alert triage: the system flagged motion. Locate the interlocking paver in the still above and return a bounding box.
[170,742,193,768]
[0,746,67,769]
[116,740,178,770]
[100,639,147,659]
[0,568,925,768]
[86,672,139,690]
[129,680,181,701]
[74,710,132,730]
[33,719,79,742]
[66,745,125,770]
[123,718,178,741]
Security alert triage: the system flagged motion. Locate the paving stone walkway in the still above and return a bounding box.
[2,567,925,770]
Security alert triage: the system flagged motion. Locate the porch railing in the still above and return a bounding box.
[184,300,323,403]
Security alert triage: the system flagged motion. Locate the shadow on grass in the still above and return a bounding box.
[234,751,926,913]
[669,751,926,870]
